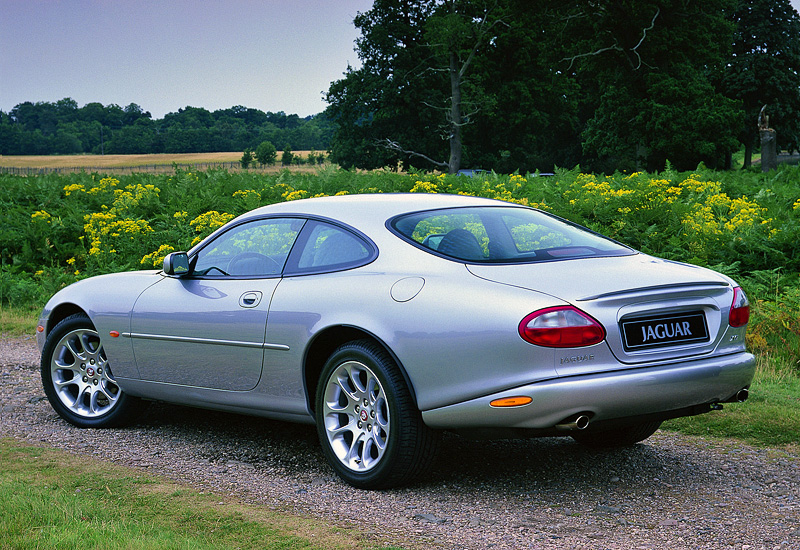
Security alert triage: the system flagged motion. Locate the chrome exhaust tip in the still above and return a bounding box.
[736,388,749,402]
[556,414,590,431]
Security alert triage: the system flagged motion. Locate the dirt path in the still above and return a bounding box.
[3,336,798,549]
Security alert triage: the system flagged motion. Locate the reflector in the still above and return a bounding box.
[490,396,533,407]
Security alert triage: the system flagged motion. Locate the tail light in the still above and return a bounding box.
[729,286,750,328]
[519,306,606,348]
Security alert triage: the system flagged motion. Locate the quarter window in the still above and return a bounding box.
[296,222,372,271]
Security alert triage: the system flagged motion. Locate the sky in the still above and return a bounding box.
[0,0,373,119]
[2,1,800,120]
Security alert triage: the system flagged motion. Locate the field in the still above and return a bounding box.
[1,160,799,446]
[0,152,243,168]
[0,152,324,168]
[0,152,322,175]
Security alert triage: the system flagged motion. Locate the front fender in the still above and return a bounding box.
[38,270,163,380]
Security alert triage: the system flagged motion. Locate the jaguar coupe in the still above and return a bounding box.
[37,193,755,489]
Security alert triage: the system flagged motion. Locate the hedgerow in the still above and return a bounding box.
[2,164,798,375]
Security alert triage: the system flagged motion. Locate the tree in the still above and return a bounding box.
[326,0,509,173]
[255,140,277,165]
[557,0,742,171]
[105,119,158,154]
[122,103,151,126]
[326,0,439,171]
[425,1,511,172]
[281,145,294,166]
[240,148,254,168]
[719,0,800,167]
[464,0,581,172]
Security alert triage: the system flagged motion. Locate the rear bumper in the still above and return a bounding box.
[421,352,755,430]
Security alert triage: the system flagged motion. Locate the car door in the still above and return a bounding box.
[130,217,305,391]
[258,220,377,397]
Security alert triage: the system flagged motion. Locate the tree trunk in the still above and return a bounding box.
[742,141,753,169]
[448,51,462,174]
[760,129,778,172]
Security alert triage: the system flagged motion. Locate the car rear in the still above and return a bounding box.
[389,202,755,433]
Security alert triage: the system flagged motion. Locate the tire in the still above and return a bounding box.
[571,420,662,448]
[315,339,440,489]
[41,313,147,428]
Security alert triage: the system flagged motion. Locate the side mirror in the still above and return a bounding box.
[163,252,190,277]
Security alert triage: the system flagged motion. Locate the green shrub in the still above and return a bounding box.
[2,164,799,379]
[281,146,293,166]
[255,141,277,166]
[240,148,254,169]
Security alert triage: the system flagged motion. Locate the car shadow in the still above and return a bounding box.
[133,401,706,495]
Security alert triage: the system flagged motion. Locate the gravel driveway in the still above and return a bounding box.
[3,335,798,549]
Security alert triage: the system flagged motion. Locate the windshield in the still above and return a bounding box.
[391,206,633,263]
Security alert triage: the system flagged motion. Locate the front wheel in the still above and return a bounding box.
[571,420,662,448]
[315,340,440,489]
[41,313,146,428]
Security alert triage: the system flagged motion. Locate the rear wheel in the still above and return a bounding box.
[571,420,662,448]
[41,313,146,428]
[315,340,440,489]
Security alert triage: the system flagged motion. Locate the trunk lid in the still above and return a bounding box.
[468,254,737,373]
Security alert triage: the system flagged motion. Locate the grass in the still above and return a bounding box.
[0,305,39,337]
[0,438,404,550]
[663,374,800,449]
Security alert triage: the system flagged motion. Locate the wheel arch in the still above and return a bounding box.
[44,303,90,336]
[302,325,419,416]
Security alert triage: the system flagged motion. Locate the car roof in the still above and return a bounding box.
[241,193,516,226]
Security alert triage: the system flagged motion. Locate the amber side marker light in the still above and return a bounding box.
[36,325,44,333]
[109,331,120,338]
[490,396,533,408]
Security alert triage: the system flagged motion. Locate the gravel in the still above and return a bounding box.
[2,335,799,549]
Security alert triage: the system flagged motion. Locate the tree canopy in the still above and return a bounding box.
[0,101,333,156]
[719,0,800,167]
[325,0,800,173]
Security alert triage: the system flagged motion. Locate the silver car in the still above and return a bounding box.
[37,193,755,489]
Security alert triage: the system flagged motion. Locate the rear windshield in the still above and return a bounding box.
[391,206,633,263]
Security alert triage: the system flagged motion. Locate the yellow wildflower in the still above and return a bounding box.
[31,210,52,223]
[141,244,176,268]
[63,183,85,196]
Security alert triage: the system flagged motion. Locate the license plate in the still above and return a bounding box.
[621,311,709,351]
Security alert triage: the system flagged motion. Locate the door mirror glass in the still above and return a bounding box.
[163,251,190,276]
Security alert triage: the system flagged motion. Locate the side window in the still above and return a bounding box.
[193,218,304,277]
[296,222,372,271]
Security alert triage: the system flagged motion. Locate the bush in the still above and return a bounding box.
[2,164,799,378]
[240,148,254,168]
[281,145,293,166]
[255,141,277,166]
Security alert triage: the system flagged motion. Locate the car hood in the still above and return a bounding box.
[466,253,729,302]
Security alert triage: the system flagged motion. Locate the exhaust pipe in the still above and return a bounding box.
[736,388,749,402]
[556,414,590,431]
